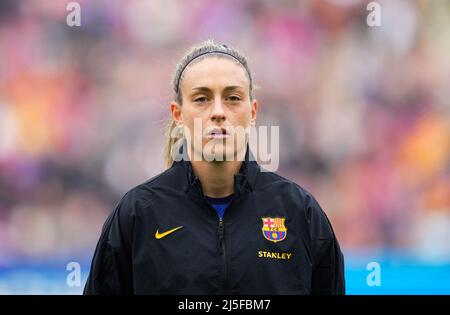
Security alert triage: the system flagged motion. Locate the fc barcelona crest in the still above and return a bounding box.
[262,217,287,243]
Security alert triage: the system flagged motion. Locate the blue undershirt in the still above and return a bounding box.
[205,194,234,220]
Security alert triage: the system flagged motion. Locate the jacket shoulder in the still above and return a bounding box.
[120,163,185,209]
[254,169,314,203]
[255,169,335,238]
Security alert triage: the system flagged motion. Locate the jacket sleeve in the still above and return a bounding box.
[306,194,345,295]
[83,192,135,295]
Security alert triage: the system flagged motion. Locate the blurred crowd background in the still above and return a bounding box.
[0,0,449,294]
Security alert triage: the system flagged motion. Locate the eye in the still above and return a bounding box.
[194,96,208,103]
[227,95,241,102]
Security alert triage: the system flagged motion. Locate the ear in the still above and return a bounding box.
[170,102,183,126]
[250,99,258,126]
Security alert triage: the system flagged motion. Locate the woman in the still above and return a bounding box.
[84,41,345,294]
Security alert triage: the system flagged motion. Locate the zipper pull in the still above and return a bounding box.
[218,219,224,255]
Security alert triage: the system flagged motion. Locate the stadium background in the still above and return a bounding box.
[0,0,449,294]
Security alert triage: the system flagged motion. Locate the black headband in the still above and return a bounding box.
[175,50,250,95]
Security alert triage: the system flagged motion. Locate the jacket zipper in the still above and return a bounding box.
[217,218,228,293]
[198,193,230,293]
[194,175,240,294]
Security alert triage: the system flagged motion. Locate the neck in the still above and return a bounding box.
[189,157,242,198]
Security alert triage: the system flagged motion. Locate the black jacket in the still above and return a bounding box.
[84,146,345,294]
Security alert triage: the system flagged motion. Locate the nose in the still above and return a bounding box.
[211,97,226,122]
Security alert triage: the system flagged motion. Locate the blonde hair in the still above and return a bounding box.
[164,40,254,168]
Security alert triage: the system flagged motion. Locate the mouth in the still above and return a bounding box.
[205,126,231,140]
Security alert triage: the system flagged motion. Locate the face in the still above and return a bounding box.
[171,57,258,162]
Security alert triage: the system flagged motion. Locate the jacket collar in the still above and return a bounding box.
[171,140,260,201]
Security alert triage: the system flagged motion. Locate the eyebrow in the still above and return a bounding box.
[191,85,244,93]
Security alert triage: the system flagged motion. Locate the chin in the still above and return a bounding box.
[202,142,237,162]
